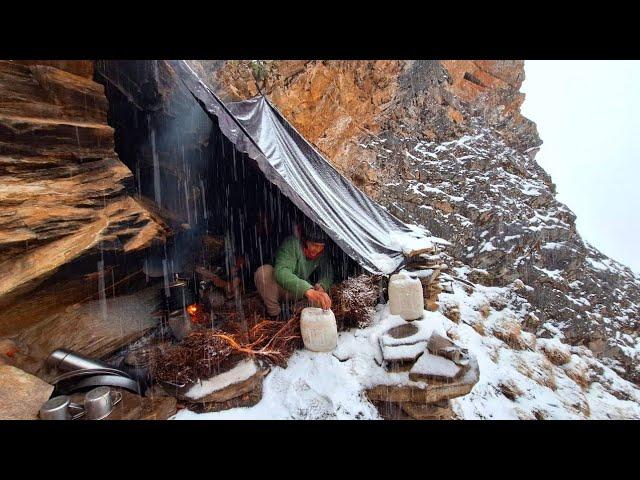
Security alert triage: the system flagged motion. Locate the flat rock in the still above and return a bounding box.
[184,382,263,414]
[380,341,427,364]
[178,358,264,404]
[401,401,454,420]
[371,400,415,420]
[409,352,462,382]
[366,356,479,405]
[110,390,177,420]
[0,365,53,419]
[13,286,159,376]
[379,320,433,348]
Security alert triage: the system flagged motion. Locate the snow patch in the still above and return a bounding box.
[184,358,258,400]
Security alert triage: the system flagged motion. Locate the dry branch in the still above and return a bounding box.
[150,312,303,384]
[331,274,380,329]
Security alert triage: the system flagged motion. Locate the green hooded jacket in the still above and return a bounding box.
[274,235,334,297]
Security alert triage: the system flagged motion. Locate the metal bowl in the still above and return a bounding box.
[84,386,122,420]
[39,395,85,420]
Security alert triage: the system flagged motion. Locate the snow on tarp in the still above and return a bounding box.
[167,60,431,274]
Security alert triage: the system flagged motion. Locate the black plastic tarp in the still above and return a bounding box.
[168,60,431,274]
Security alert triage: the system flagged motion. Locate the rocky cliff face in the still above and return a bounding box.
[190,60,640,384]
[0,61,165,334]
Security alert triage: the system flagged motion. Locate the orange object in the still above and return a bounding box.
[186,303,205,324]
[0,339,19,358]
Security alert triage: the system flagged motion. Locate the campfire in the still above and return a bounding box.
[186,303,205,324]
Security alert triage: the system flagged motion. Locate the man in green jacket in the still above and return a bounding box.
[254,226,333,319]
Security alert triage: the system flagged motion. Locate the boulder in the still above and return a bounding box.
[443,304,461,323]
[12,286,159,376]
[538,338,572,366]
[0,365,53,419]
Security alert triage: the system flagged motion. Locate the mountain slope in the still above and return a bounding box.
[189,60,640,385]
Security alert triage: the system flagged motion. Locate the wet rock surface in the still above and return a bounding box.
[0,60,165,334]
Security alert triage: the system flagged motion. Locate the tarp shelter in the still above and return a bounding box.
[168,60,432,274]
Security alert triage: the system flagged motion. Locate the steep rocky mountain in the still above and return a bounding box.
[189,60,640,384]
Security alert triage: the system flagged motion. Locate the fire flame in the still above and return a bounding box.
[186,303,203,323]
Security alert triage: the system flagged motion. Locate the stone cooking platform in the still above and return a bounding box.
[365,316,479,420]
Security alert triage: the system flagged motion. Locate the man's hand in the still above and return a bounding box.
[305,288,332,310]
[313,283,325,293]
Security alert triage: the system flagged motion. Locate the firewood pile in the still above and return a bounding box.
[331,274,380,330]
[149,313,303,385]
[149,330,238,385]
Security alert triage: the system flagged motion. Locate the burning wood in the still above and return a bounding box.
[331,274,380,329]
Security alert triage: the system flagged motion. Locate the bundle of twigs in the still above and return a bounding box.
[331,274,380,330]
[150,312,303,384]
[149,329,238,385]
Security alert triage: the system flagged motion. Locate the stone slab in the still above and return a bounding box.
[0,365,53,419]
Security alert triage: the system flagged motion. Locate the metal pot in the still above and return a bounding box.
[162,280,195,312]
[39,395,85,420]
[84,386,122,420]
[167,311,192,341]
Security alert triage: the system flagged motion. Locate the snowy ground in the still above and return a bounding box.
[174,278,640,420]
